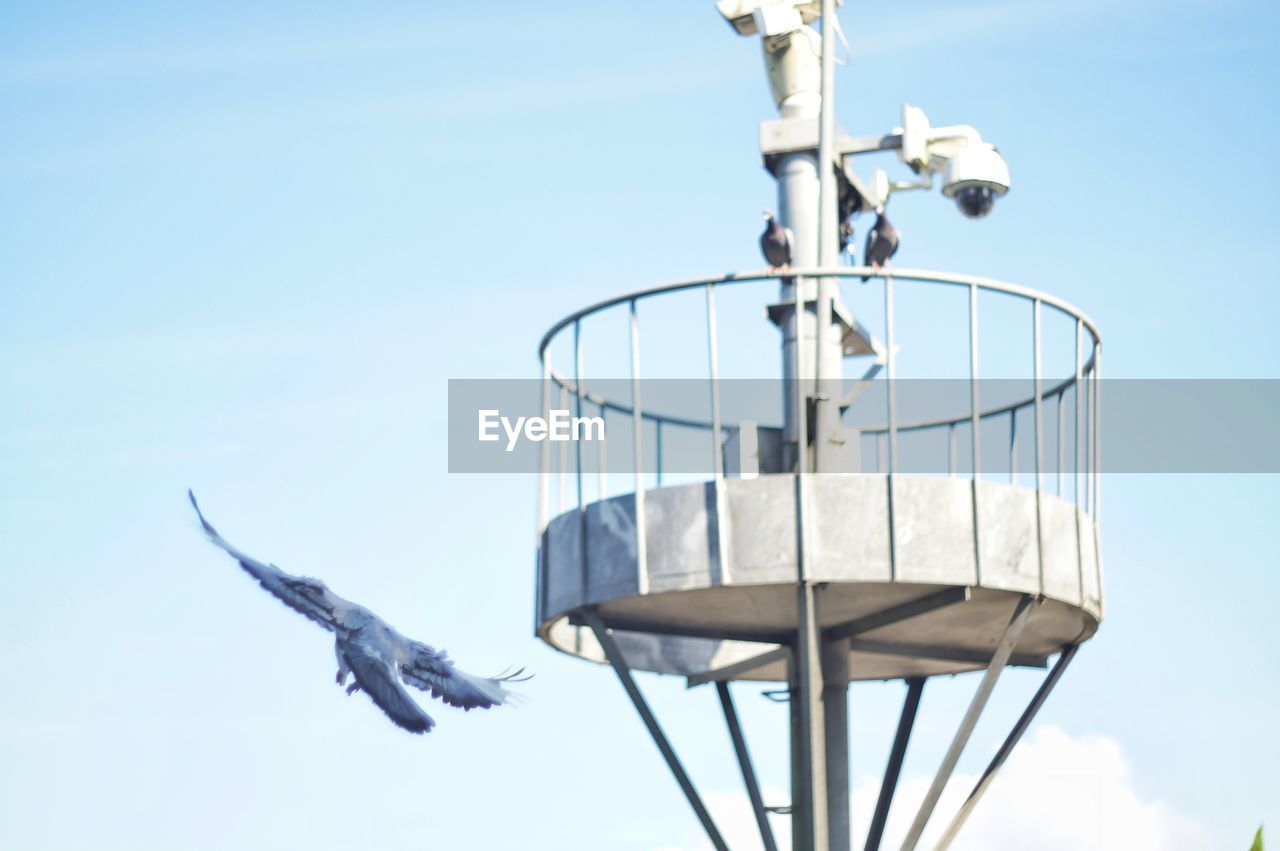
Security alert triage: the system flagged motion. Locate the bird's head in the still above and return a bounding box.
[762,209,774,221]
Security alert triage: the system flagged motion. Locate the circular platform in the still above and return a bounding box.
[537,473,1100,681]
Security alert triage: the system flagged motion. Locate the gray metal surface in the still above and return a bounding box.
[538,475,1098,681]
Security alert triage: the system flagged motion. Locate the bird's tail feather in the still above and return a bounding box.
[461,667,531,707]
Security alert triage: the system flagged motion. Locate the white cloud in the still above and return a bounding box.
[659,726,1214,851]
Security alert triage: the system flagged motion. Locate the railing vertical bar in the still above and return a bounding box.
[1075,320,1083,508]
[885,275,898,580]
[537,357,552,537]
[969,282,982,585]
[706,282,729,584]
[1093,344,1102,522]
[706,283,725,479]
[596,402,607,502]
[656,420,664,488]
[573,319,588,606]
[1092,342,1103,618]
[885,277,898,474]
[558,385,569,514]
[536,355,553,631]
[1008,412,1017,484]
[948,423,957,477]
[1082,354,1090,514]
[629,299,649,596]
[1074,319,1086,606]
[1033,298,1045,594]
[1033,300,1044,493]
[1056,388,1065,498]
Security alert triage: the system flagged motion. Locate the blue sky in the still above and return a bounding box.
[2,1,1278,849]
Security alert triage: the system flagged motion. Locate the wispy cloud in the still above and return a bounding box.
[658,726,1215,851]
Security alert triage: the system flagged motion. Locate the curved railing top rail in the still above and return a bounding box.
[551,365,1097,438]
[537,266,1101,360]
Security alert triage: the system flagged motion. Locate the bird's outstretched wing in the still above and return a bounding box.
[398,640,527,711]
[189,490,340,630]
[341,641,435,734]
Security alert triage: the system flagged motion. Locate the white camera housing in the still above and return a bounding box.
[715,0,835,36]
[753,3,804,37]
[942,143,1010,197]
[894,105,1011,218]
[942,144,1010,218]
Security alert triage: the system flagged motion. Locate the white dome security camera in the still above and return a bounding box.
[893,105,1011,218]
[941,143,1010,218]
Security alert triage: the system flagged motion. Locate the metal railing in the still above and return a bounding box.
[535,266,1101,550]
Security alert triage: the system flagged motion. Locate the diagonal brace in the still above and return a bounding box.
[717,682,781,851]
[898,594,1038,851]
[931,644,1080,851]
[688,646,790,689]
[864,677,926,851]
[581,607,731,851]
[824,587,971,643]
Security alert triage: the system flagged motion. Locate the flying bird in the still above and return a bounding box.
[862,210,900,281]
[189,490,528,734]
[760,210,793,270]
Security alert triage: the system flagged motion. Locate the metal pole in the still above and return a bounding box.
[864,677,925,851]
[760,7,837,846]
[717,682,781,851]
[794,374,828,851]
[932,645,1080,851]
[899,594,1037,851]
[790,185,827,851]
[582,608,732,851]
[813,0,842,476]
[816,7,847,847]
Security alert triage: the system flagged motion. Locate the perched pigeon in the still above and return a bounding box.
[189,490,528,734]
[760,210,793,270]
[862,210,900,281]
[838,182,864,253]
